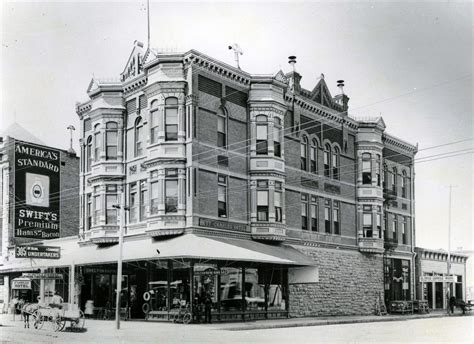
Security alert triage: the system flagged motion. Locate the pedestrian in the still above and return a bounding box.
[50,291,64,309]
[449,295,456,315]
[204,293,212,324]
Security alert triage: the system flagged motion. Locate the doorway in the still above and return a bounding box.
[435,282,443,309]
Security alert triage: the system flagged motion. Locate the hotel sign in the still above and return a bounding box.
[420,275,457,283]
[14,141,61,239]
[12,279,32,290]
[15,245,61,259]
[199,217,248,232]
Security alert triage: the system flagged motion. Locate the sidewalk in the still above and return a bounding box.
[1,310,469,331]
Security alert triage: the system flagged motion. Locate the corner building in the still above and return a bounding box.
[74,42,417,320]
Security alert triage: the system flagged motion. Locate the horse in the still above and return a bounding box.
[20,303,40,328]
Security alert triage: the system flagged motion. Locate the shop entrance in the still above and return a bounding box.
[426,283,433,308]
[434,282,443,309]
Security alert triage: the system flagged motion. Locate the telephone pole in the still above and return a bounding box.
[446,184,457,312]
[113,191,128,329]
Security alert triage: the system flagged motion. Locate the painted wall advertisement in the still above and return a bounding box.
[14,141,60,239]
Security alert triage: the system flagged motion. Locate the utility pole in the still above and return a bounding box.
[446,184,457,313]
[113,191,128,329]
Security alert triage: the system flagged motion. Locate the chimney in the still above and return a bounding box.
[287,56,301,94]
[334,79,349,113]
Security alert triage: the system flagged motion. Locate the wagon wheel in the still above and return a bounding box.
[71,310,85,330]
[51,315,66,332]
[183,312,192,325]
[33,310,44,330]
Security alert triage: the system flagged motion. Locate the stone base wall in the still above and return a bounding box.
[289,246,384,317]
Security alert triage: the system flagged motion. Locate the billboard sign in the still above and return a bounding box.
[15,245,61,259]
[12,279,32,290]
[14,141,60,239]
[22,273,63,280]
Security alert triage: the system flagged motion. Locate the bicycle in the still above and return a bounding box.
[172,303,192,324]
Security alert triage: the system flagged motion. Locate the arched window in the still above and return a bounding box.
[392,167,398,193]
[401,170,407,198]
[93,124,101,162]
[332,146,340,180]
[274,117,282,157]
[310,139,317,173]
[150,99,159,143]
[362,153,372,184]
[165,97,178,141]
[323,143,331,177]
[105,122,118,160]
[324,144,331,177]
[217,108,227,148]
[300,136,308,170]
[135,117,143,157]
[256,115,268,155]
[86,136,92,172]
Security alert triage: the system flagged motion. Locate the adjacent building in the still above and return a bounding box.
[0,125,79,310]
[415,247,469,310]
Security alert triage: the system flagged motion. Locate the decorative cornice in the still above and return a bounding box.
[383,133,417,154]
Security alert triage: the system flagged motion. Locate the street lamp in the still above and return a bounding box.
[113,193,129,329]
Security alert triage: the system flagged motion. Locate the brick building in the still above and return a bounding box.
[0,41,417,320]
[68,41,417,320]
[0,125,79,309]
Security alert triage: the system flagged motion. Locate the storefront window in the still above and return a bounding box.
[147,261,168,312]
[220,267,243,312]
[170,263,191,310]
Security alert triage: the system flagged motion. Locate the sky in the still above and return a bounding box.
[1,1,472,255]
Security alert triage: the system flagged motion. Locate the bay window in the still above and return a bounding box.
[105,185,117,225]
[274,118,282,157]
[105,122,118,160]
[94,124,101,162]
[86,136,92,172]
[256,115,268,155]
[165,169,178,213]
[150,100,159,143]
[165,97,178,141]
[363,205,372,237]
[275,182,283,223]
[257,180,269,221]
[150,180,159,215]
[362,153,372,184]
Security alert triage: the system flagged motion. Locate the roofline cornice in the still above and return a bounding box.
[383,133,418,154]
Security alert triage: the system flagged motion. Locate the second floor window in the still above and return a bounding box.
[402,217,407,244]
[401,171,407,198]
[376,155,381,186]
[129,183,138,223]
[301,194,308,230]
[86,193,92,229]
[256,115,268,155]
[135,117,143,157]
[392,168,397,194]
[165,169,178,213]
[324,200,331,233]
[140,180,148,221]
[362,153,372,184]
[300,137,308,170]
[217,109,226,148]
[333,201,340,234]
[257,180,268,221]
[392,217,398,242]
[311,196,318,231]
[275,182,283,223]
[106,122,118,160]
[376,207,382,238]
[150,181,159,215]
[105,185,118,225]
[165,97,178,141]
[218,175,227,218]
[93,187,101,226]
[363,205,372,238]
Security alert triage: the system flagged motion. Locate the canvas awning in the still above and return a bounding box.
[2,234,315,271]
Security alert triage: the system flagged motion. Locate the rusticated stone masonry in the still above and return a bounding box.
[289,246,384,317]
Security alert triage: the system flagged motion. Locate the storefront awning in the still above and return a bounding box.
[2,234,315,271]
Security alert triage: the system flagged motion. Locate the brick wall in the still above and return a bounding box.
[289,246,384,317]
[59,151,80,237]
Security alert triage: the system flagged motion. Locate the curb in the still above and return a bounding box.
[223,313,469,331]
